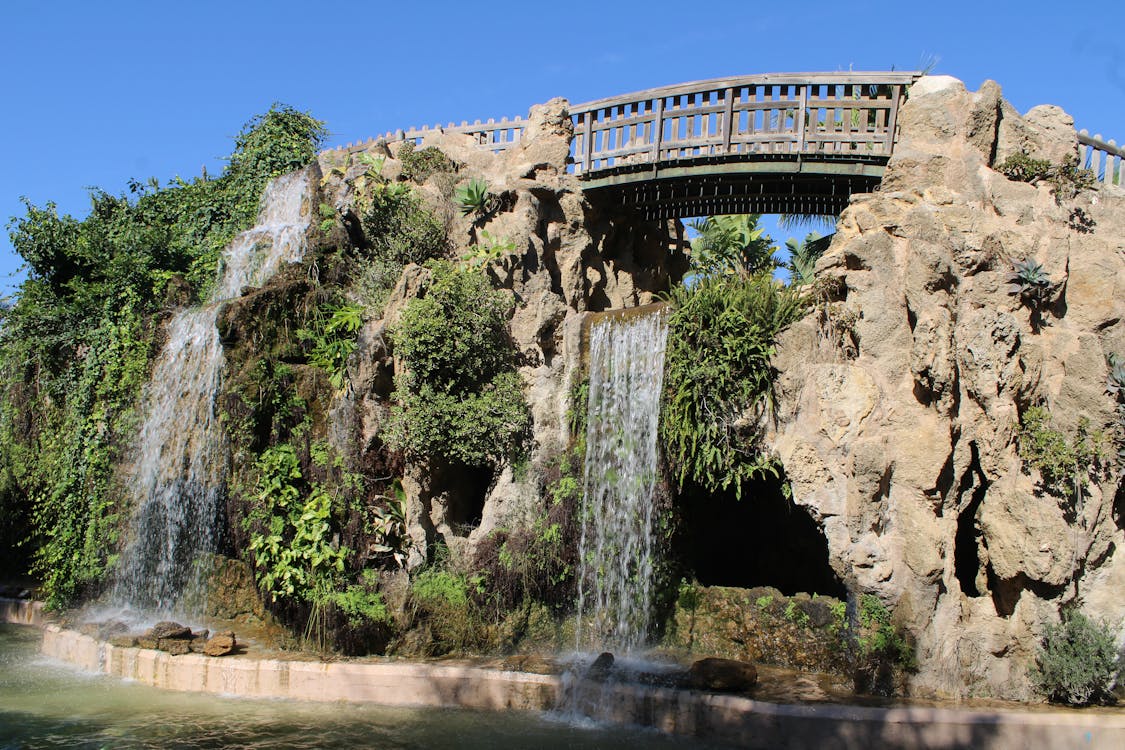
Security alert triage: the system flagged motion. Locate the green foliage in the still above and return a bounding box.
[1033,610,1122,705]
[460,230,517,270]
[784,600,812,627]
[1018,406,1107,502]
[1006,258,1053,309]
[454,177,495,217]
[998,153,1054,183]
[298,302,363,392]
[366,480,410,569]
[388,262,530,467]
[397,141,455,183]
[247,444,347,602]
[661,273,807,498]
[687,214,778,278]
[676,579,703,613]
[785,232,830,285]
[359,181,448,267]
[350,254,406,319]
[856,594,916,670]
[412,568,470,608]
[333,573,391,628]
[997,152,1096,202]
[756,594,774,611]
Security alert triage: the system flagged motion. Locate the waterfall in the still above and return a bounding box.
[575,308,668,653]
[113,170,312,614]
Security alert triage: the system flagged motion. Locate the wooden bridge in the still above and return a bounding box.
[332,72,1124,219]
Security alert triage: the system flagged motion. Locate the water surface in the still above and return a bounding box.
[0,625,730,749]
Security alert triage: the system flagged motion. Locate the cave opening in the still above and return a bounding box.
[444,463,494,534]
[953,443,989,598]
[675,470,846,599]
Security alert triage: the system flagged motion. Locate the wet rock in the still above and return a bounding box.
[189,630,210,653]
[136,636,158,650]
[689,657,758,692]
[157,638,191,656]
[204,631,237,657]
[108,635,138,648]
[585,651,614,681]
[149,621,192,640]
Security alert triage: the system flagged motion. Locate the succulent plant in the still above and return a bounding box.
[1006,258,1053,307]
[455,177,494,217]
[1106,353,1125,399]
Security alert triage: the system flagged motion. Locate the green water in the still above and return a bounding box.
[0,625,728,749]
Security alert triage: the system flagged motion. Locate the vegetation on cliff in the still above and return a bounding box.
[0,105,325,606]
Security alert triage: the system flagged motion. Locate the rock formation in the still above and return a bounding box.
[769,76,1125,699]
[317,99,687,568]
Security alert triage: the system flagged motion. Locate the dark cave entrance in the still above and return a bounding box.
[444,463,494,534]
[953,444,989,598]
[676,470,846,598]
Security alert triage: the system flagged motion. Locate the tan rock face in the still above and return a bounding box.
[769,77,1125,700]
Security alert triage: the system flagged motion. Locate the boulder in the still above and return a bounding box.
[203,632,237,657]
[689,657,758,692]
[585,651,615,681]
[148,621,192,640]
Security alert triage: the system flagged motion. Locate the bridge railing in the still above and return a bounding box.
[569,72,919,174]
[1079,131,1123,187]
[326,72,921,175]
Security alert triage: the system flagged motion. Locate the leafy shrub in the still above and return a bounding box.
[661,273,807,498]
[359,182,448,267]
[398,141,455,183]
[998,153,1053,183]
[997,152,1096,202]
[333,573,391,627]
[388,262,530,467]
[350,255,406,318]
[851,594,916,695]
[1018,406,1107,502]
[246,444,347,602]
[1033,610,1122,705]
[298,302,363,392]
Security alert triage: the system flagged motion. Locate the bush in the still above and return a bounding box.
[359,182,448,267]
[1033,610,1122,705]
[388,262,530,467]
[661,273,807,498]
[397,142,455,183]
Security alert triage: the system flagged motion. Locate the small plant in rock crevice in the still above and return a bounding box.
[454,177,497,219]
[1018,405,1108,509]
[1006,257,1053,309]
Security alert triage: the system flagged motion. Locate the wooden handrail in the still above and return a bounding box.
[1079,130,1123,187]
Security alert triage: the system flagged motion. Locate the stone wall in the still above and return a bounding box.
[768,76,1125,700]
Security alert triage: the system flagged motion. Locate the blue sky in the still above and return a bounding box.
[2,0,1122,297]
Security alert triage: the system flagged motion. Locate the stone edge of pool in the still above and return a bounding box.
[5,598,1125,749]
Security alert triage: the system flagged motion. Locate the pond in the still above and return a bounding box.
[0,624,732,749]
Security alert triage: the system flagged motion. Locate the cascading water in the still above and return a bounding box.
[113,170,312,614]
[575,308,669,654]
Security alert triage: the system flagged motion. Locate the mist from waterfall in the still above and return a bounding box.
[575,308,669,654]
[113,169,312,614]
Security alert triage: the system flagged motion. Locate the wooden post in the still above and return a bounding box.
[721,87,735,154]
